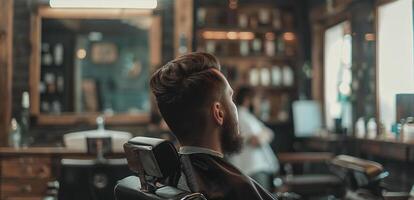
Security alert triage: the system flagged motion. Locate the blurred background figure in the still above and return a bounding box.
[228,86,279,191]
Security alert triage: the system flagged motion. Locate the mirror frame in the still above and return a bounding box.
[29,6,162,125]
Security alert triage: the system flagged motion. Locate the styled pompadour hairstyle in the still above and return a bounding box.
[150,52,224,141]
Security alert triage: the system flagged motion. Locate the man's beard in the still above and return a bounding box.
[221,115,243,155]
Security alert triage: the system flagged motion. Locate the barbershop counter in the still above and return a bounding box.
[0,147,126,200]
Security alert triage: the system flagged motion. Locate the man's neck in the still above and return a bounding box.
[181,132,222,154]
[182,143,222,154]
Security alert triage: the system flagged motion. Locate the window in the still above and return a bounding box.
[323,21,352,131]
[378,0,414,130]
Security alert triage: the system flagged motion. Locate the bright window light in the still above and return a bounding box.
[323,21,352,130]
[378,0,414,130]
[49,0,157,9]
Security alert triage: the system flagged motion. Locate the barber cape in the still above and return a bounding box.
[177,146,276,200]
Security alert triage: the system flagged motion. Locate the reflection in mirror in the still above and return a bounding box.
[40,18,151,115]
[323,21,352,132]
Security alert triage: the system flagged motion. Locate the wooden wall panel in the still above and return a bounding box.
[0,0,13,146]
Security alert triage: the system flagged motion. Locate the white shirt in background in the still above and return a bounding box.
[229,107,279,175]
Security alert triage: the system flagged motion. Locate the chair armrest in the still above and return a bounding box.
[277,152,333,164]
[383,192,411,200]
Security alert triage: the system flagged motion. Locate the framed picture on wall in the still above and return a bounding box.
[91,42,118,64]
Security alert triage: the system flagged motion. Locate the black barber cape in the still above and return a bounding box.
[182,153,276,200]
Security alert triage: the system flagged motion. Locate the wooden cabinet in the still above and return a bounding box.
[0,147,125,199]
[1,180,49,199]
[1,157,51,179]
[1,156,52,199]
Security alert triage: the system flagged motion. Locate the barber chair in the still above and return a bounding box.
[114,137,206,200]
[275,154,393,199]
[274,152,346,199]
[58,137,131,200]
[330,155,390,200]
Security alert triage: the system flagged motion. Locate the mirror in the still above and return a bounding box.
[30,7,161,125]
[323,21,352,132]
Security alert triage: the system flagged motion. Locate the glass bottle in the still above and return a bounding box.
[21,91,31,146]
[8,118,21,148]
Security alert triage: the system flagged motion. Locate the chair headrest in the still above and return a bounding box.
[330,155,384,179]
[124,137,180,179]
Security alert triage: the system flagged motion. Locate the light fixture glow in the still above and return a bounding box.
[202,31,254,40]
[283,32,296,41]
[49,0,157,9]
[76,49,87,59]
[365,33,375,41]
[227,32,238,40]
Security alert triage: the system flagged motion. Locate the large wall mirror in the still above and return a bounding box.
[30,7,161,125]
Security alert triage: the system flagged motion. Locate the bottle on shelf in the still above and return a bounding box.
[260,97,271,122]
[41,101,51,113]
[197,8,207,26]
[238,13,249,28]
[265,32,276,56]
[206,41,216,54]
[355,117,366,138]
[249,67,260,86]
[52,100,62,114]
[272,9,282,30]
[8,118,21,148]
[252,37,262,55]
[54,43,64,66]
[276,35,285,56]
[367,118,377,139]
[21,91,31,146]
[240,40,250,56]
[42,43,53,66]
[271,66,282,86]
[282,66,294,86]
[258,8,271,27]
[260,67,271,86]
[44,73,56,94]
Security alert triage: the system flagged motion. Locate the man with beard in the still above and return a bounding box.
[150,52,276,200]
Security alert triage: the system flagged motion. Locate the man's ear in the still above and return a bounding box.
[212,102,224,126]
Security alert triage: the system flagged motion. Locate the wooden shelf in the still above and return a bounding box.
[217,55,295,62]
[197,26,286,34]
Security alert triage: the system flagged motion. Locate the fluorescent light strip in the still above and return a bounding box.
[50,0,157,9]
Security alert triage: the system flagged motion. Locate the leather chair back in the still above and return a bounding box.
[115,137,206,200]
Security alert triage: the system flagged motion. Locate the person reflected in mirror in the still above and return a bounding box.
[150,52,276,200]
[228,86,279,191]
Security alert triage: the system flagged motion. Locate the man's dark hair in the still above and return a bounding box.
[150,52,224,142]
[234,86,254,106]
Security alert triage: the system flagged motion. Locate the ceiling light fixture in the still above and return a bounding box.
[49,0,157,9]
